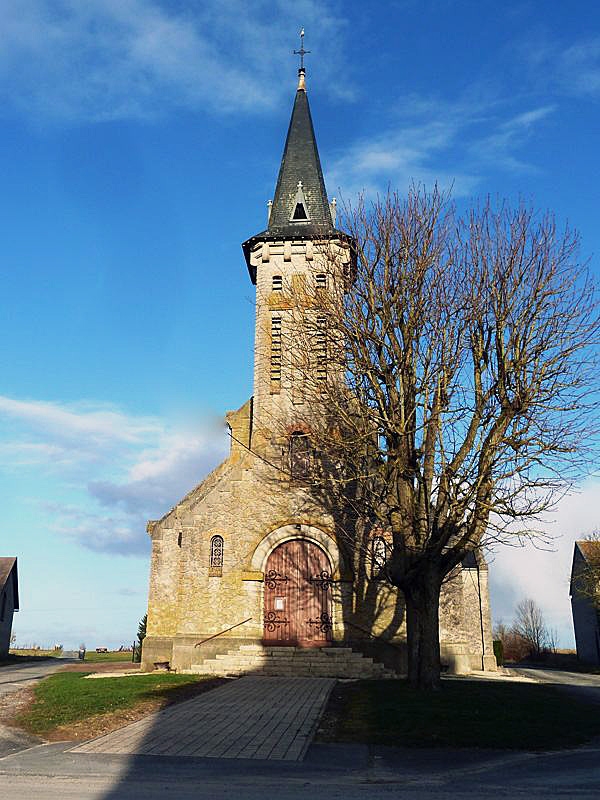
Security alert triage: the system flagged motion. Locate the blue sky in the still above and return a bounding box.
[2,0,600,649]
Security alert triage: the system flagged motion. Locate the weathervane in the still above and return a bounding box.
[294,28,310,72]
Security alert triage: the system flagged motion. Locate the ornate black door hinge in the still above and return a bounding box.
[306,612,333,633]
[309,570,333,591]
[265,569,289,590]
[263,611,290,632]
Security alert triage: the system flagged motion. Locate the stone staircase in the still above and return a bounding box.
[184,644,397,679]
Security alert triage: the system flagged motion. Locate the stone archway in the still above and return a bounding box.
[251,523,339,573]
[263,539,333,646]
[250,524,339,647]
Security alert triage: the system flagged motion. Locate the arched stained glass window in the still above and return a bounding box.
[209,535,224,577]
[289,432,311,480]
[371,536,387,579]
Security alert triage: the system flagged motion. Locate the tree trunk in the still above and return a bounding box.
[404,570,443,690]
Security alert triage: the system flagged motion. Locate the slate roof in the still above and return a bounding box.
[0,557,19,610]
[267,86,333,235]
[242,73,350,283]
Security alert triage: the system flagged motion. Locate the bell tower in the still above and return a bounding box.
[242,57,351,457]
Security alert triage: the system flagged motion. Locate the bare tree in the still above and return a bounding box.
[275,186,600,690]
[493,620,531,662]
[512,598,550,658]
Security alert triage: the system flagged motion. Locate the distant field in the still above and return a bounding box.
[9,649,60,658]
[8,649,134,663]
[83,651,134,663]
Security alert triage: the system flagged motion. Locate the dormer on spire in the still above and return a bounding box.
[291,181,309,222]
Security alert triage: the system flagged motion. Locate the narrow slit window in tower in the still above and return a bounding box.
[316,315,327,383]
[272,275,283,291]
[271,315,282,390]
[316,273,326,289]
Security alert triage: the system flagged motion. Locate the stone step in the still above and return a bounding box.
[188,643,398,679]
[215,648,363,659]
[210,658,362,669]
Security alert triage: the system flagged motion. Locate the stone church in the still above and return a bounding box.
[142,64,496,677]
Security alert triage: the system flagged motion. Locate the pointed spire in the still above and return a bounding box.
[266,76,333,236]
[242,41,350,284]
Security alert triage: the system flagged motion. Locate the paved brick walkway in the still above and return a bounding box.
[70,676,335,761]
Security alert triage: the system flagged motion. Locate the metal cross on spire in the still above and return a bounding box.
[294,28,310,72]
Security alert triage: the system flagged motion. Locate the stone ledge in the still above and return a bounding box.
[242,570,264,581]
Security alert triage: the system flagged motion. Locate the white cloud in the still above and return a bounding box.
[0,395,161,446]
[557,38,600,98]
[0,0,350,123]
[0,441,69,465]
[470,105,555,172]
[43,502,150,555]
[325,95,553,200]
[489,480,600,647]
[520,35,600,100]
[0,394,228,554]
[326,106,475,200]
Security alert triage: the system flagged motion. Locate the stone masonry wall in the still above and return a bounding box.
[143,235,496,674]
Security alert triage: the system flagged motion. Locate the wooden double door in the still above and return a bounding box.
[263,539,333,646]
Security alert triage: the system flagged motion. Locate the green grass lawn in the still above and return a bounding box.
[317,679,600,750]
[15,672,217,737]
[82,651,134,663]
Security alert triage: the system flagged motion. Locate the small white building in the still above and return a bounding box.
[570,541,600,666]
[0,558,19,658]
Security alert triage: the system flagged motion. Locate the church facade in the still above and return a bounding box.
[142,67,496,677]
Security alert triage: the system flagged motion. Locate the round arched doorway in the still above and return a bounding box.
[263,539,333,646]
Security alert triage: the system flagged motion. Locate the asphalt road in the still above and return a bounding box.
[0,658,74,696]
[507,665,600,705]
[1,741,599,799]
[0,664,598,798]
[0,658,77,757]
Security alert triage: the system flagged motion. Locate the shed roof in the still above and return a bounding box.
[576,540,600,563]
[0,557,19,610]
